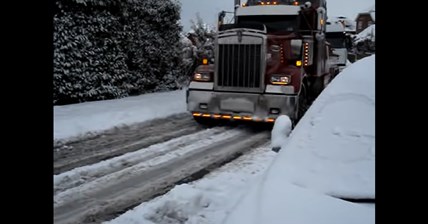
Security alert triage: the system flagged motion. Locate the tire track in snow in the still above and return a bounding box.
[54,113,204,174]
[54,127,230,195]
[111,142,276,224]
[54,126,270,224]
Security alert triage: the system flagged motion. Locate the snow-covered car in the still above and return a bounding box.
[224,55,375,224]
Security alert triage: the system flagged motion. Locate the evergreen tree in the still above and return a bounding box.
[53,0,184,105]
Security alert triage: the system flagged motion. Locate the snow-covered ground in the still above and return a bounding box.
[54,90,187,141]
[54,127,241,196]
[104,143,276,224]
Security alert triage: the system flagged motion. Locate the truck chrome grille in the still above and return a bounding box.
[217,44,262,89]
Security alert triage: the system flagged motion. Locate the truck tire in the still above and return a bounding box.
[309,76,324,102]
[294,84,310,126]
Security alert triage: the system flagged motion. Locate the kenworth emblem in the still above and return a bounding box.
[237,30,243,43]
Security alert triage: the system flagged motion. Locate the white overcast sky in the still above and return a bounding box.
[179,0,375,31]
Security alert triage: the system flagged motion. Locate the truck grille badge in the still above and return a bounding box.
[237,30,242,43]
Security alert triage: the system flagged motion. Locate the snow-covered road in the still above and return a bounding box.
[54,121,271,224]
[54,113,204,174]
[105,142,277,224]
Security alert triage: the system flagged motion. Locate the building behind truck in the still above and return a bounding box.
[186,0,339,125]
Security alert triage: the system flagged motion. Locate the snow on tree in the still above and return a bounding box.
[54,0,184,105]
[178,13,216,79]
[180,32,197,79]
[189,13,216,64]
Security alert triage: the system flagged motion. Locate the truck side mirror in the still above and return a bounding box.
[218,11,226,29]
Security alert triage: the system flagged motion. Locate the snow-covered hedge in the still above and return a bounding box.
[54,0,184,105]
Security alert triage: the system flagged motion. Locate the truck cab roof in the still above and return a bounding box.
[326,21,345,33]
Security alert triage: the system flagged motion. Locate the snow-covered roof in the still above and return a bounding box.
[326,21,345,32]
[328,16,356,32]
[354,24,375,43]
[370,12,375,22]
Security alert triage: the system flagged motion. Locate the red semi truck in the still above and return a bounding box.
[186,0,337,125]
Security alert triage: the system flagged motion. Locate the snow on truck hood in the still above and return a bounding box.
[224,55,375,224]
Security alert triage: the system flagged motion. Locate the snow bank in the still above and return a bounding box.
[282,54,375,198]
[225,181,374,224]
[271,115,292,150]
[224,55,375,224]
[54,90,187,141]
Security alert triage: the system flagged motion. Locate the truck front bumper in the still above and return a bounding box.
[187,89,298,122]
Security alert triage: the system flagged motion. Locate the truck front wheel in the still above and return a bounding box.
[309,76,325,102]
[295,84,310,126]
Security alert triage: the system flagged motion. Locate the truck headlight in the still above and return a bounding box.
[193,73,212,82]
[270,75,291,85]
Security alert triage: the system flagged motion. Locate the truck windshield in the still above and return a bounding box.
[237,15,298,33]
[326,33,346,48]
